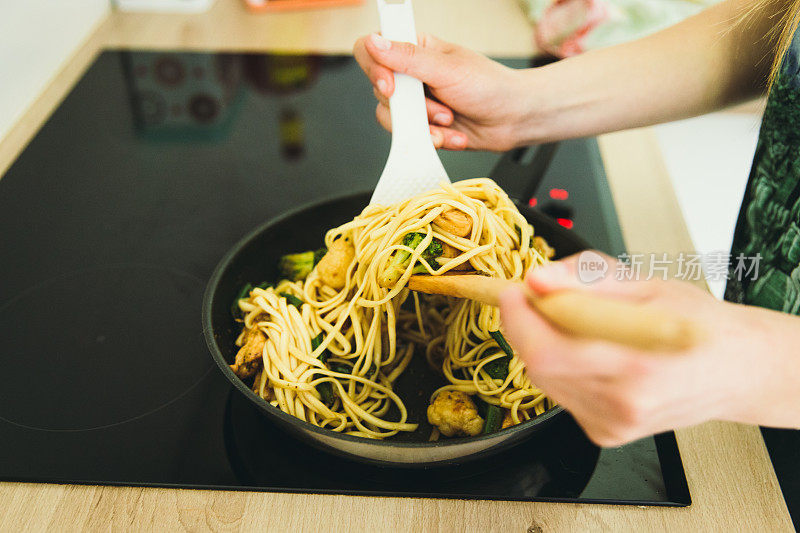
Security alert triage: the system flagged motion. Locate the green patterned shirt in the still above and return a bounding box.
[725,29,800,312]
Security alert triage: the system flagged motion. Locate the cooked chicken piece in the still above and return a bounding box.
[501,409,528,429]
[250,371,272,400]
[230,328,266,379]
[533,236,555,260]
[317,236,355,289]
[437,242,470,270]
[433,209,472,237]
[501,409,515,429]
[427,391,484,437]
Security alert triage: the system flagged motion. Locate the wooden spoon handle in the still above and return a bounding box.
[407,274,702,351]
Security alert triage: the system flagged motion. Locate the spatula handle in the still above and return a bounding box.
[407,275,702,351]
[528,289,700,352]
[377,0,433,150]
[375,0,438,160]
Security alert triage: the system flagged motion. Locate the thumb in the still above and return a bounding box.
[527,252,659,301]
[365,33,452,86]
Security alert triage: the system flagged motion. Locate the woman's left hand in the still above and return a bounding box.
[499,252,800,447]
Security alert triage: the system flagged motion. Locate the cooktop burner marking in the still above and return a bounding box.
[0,263,213,431]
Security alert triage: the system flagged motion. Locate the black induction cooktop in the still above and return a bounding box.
[0,50,689,506]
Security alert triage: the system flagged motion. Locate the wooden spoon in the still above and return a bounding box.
[408,274,703,352]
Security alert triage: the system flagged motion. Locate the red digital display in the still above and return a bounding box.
[549,188,569,200]
[556,218,573,229]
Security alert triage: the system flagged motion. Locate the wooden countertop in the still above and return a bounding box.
[0,1,792,530]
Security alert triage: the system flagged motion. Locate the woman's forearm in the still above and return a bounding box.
[739,304,800,429]
[520,0,784,143]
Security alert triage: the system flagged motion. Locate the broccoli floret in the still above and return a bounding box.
[401,232,424,248]
[380,232,444,287]
[278,247,327,281]
[403,232,444,270]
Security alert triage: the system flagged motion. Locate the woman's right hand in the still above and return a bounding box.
[353,33,540,151]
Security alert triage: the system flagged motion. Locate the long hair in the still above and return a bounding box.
[766,0,800,88]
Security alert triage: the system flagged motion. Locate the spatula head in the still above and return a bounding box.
[370,145,450,205]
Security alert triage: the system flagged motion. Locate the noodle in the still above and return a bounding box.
[231,178,555,439]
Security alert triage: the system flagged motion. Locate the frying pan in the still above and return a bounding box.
[203,145,592,467]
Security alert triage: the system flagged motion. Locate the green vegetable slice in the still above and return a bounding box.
[514,224,535,247]
[484,330,514,380]
[311,332,336,405]
[483,404,503,434]
[231,283,253,318]
[317,381,335,406]
[280,292,304,308]
[329,363,351,374]
[473,396,488,418]
[490,330,514,357]
[311,333,328,363]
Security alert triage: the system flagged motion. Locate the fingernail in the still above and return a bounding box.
[376,78,388,95]
[370,33,391,51]
[452,134,467,148]
[433,112,450,125]
[431,130,443,147]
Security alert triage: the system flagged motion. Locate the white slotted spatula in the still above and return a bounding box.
[370,0,450,206]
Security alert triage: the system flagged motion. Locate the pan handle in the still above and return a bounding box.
[489,142,559,203]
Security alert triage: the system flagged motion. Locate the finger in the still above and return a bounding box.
[364,33,456,87]
[499,287,568,374]
[430,126,468,150]
[354,36,395,97]
[373,86,389,107]
[426,98,453,126]
[374,89,453,126]
[499,287,638,378]
[417,32,452,52]
[379,103,445,148]
[375,102,392,132]
[545,380,653,447]
[571,409,643,448]
[526,253,660,301]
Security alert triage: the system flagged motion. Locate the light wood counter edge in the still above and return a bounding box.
[0,3,793,531]
[0,18,108,180]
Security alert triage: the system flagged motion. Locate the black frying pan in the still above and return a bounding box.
[203,145,592,467]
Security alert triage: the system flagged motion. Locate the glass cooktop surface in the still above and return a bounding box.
[0,50,688,506]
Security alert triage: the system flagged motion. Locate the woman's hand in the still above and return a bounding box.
[499,252,800,447]
[353,33,539,151]
[355,1,783,150]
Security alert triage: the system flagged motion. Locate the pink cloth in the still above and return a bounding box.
[535,0,610,57]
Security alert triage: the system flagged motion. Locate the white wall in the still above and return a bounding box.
[654,112,761,298]
[0,0,110,140]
